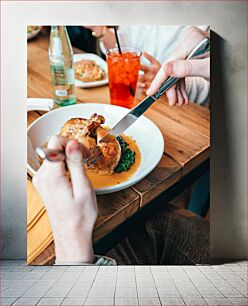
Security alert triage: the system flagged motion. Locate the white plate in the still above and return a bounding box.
[27,103,164,194]
[74,53,108,88]
[27,27,42,40]
[27,98,54,112]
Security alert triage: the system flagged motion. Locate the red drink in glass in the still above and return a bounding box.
[107,47,141,109]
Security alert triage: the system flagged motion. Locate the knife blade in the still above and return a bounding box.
[100,37,210,142]
[102,96,156,140]
[100,78,179,143]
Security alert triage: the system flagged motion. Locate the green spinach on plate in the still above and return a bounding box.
[114,136,135,173]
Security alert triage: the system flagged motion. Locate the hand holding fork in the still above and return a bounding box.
[33,135,98,264]
[36,137,103,166]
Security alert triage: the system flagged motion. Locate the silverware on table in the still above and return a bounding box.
[36,146,103,166]
[100,37,210,142]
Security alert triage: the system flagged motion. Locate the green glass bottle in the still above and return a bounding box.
[49,26,76,106]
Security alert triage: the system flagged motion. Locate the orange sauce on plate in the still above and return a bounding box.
[86,135,141,189]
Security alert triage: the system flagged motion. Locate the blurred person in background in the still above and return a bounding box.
[67,26,98,54]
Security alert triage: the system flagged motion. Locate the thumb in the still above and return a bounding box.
[146,64,169,96]
[146,57,209,96]
[65,140,92,198]
[164,58,209,80]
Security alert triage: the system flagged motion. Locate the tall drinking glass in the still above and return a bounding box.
[107,47,141,109]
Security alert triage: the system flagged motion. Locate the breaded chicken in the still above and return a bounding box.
[59,114,121,175]
[91,126,121,174]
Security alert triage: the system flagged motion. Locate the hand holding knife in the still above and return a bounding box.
[100,37,210,143]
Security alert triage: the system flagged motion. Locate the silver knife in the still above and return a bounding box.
[100,37,210,142]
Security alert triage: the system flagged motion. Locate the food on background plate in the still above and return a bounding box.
[27,26,40,33]
[74,60,106,82]
[59,114,141,188]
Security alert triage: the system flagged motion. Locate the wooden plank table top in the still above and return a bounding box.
[27,33,210,264]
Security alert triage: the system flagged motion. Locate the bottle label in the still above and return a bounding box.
[66,68,74,83]
[55,89,67,97]
[51,65,74,85]
[51,65,66,85]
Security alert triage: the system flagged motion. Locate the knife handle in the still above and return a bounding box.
[152,37,210,100]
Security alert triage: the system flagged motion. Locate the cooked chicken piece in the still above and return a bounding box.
[60,114,104,138]
[86,113,105,135]
[59,114,121,175]
[87,126,121,175]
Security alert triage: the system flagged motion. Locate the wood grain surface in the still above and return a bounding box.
[27,33,210,264]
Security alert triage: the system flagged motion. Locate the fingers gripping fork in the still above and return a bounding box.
[36,146,103,166]
[84,146,103,166]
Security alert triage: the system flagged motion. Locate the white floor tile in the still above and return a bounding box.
[88,287,115,298]
[117,266,135,271]
[137,287,158,298]
[197,287,224,298]
[32,266,51,272]
[84,297,114,305]
[37,297,64,305]
[217,286,244,297]
[65,266,85,272]
[92,281,116,288]
[138,297,161,305]
[116,280,136,287]
[49,266,68,272]
[136,279,156,287]
[12,297,40,305]
[0,297,17,305]
[203,297,232,305]
[115,287,137,298]
[159,297,185,305]
[61,297,86,305]
[115,297,138,305]
[157,288,180,298]
[228,297,248,305]
[177,289,201,298]
[182,297,207,305]
[67,285,91,297]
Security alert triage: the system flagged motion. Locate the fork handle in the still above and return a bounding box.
[152,37,210,100]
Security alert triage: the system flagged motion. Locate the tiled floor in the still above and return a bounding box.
[1,260,247,305]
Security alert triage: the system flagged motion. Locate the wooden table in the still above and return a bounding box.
[27,32,210,265]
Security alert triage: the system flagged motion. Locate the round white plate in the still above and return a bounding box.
[27,27,42,40]
[27,103,164,194]
[74,53,108,88]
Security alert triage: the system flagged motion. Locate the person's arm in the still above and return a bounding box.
[83,26,116,50]
[33,136,116,265]
[146,27,210,106]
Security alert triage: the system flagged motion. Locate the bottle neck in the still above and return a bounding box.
[51,26,66,34]
[49,26,73,58]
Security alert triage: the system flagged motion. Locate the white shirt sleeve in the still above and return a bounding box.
[186,77,210,106]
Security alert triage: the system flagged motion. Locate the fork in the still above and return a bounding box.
[36,146,103,166]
